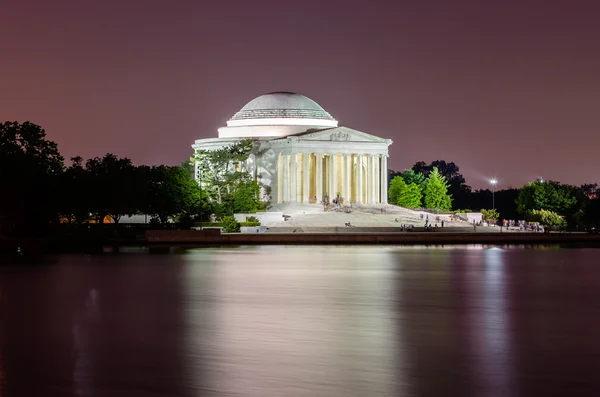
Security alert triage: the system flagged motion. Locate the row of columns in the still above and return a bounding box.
[278,152,388,205]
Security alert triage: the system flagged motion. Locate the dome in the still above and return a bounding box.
[229,92,336,122]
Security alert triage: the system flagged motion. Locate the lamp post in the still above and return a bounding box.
[490,178,497,209]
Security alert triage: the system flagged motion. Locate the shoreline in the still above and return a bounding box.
[145,230,600,246]
[2,230,600,255]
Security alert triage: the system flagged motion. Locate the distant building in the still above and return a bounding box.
[192,92,393,204]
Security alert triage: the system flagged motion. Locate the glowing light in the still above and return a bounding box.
[226,118,338,128]
[490,178,497,185]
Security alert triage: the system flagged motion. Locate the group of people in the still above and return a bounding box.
[322,194,351,213]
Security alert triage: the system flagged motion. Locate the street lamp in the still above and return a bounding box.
[490,178,497,209]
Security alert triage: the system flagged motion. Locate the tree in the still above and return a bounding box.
[388,176,422,208]
[191,139,254,204]
[411,160,471,208]
[146,165,205,224]
[399,169,426,189]
[582,198,600,227]
[0,121,64,235]
[83,154,137,223]
[516,179,577,217]
[57,156,91,224]
[191,139,264,216]
[422,167,452,210]
[481,208,499,222]
[232,179,261,213]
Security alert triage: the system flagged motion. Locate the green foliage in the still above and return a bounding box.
[388,176,403,206]
[221,215,241,233]
[423,167,452,210]
[146,165,205,224]
[191,139,265,216]
[516,179,577,217]
[399,169,426,188]
[453,209,471,213]
[528,209,566,227]
[191,139,254,204]
[481,208,499,222]
[412,160,471,208]
[388,176,422,207]
[246,216,260,224]
[232,180,261,213]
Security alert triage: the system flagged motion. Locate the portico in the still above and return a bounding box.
[275,152,388,205]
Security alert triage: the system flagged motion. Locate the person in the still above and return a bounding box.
[441,220,445,228]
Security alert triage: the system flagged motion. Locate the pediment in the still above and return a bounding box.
[293,126,389,143]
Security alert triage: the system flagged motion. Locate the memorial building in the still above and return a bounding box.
[192,92,392,205]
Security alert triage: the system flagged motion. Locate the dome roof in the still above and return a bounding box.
[230,92,335,121]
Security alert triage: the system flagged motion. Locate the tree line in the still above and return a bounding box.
[3,121,600,236]
[0,121,263,237]
[389,161,600,228]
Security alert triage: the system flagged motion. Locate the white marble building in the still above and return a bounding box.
[192,92,393,205]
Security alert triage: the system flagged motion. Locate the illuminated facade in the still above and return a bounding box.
[192,92,392,205]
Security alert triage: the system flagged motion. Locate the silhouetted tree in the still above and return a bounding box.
[0,121,64,236]
[84,154,137,223]
[146,165,206,224]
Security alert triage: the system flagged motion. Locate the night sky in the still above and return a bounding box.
[2,0,599,189]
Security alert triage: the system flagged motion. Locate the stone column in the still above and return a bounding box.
[369,155,376,204]
[344,154,351,203]
[357,154,363,204]
[282,153,289,203]
[303,152,310,203]
[290,152,297,203]
[375,155,380,204]
[327,154,333,198]
[381,154,388,204]
[316,153,323,202]
[331,153,338,198]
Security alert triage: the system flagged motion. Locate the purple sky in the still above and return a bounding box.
[2,0,599,189]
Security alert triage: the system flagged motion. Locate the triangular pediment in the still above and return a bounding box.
[290,126,389,143]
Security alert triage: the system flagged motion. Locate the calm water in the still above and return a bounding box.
[1,245,600,397]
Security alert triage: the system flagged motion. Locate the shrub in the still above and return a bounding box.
[221,216,241,233]
[245,216,260,224]
[178,214,194,229]
[481,208,499,222]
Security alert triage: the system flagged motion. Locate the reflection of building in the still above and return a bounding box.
[192,92,393,204]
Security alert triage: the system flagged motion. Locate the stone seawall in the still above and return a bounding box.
[145,230,600,246]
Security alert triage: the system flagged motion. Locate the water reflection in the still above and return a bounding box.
[183,246,398,396]
[72,289,100,397]
[1,246,600,396]
[467,249,515,397]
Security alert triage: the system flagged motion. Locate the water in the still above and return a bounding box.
[1,245,600,397]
